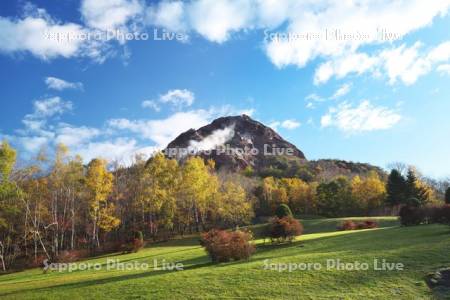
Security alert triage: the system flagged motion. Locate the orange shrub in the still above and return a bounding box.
[268,216,303,243]
[201,229,255,263]
[338,219,378,231]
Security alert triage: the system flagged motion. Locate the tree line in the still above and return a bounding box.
[0,140,447,271]
[0,141,253,271]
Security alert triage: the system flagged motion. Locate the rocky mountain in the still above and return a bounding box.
[165,114,306,171]
[164,114,385,180]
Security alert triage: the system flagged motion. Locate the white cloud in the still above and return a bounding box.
[22,119,46,132]
[108,109,214,147]
[305,83,351,109]
[321,100,401,133]
[380,41,450,85]
[380,42,430,85]
[331,83,351,99]
[306,102,315,109]
[45,77,83,91]
[316,40,450,85]
[2,0,449,72]
[427,41,450,63]
[55,125,100,147]
[305,93,324,102]
[187,0,254,43]
[142,89,194,111]
[264,1,450,69]
[281,119,300,130]
[16,97,76,153]
[304,93,323,109]
[80,0,143,31]
[146,1,186,32]
[143,0,450,73]
[314,53,378,85]
[0,15,86,60]
[29,97,73,118]
[73,138,140,164]
[268,119,300,130]
[160,89,194,107]
[141,100,161,111]
[18,136,49,152]
[0,4,111,62]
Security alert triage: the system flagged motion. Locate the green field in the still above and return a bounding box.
[1,217,449,299]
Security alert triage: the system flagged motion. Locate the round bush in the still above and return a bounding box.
[200,229,255,263]
[268,216,303,243]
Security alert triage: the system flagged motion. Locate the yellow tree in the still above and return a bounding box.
[261,177,276,214]
[140,152,180,235]
[85,159,117,247]
[178,157,218,232]
[217,181,253,227]
[281,178,317,215]
[351,172,386,213]
[0,140,19,270]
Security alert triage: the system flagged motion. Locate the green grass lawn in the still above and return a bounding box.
[1,216,449,299]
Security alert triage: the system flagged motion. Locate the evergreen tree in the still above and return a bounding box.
[445,187,450,204]
[275,204,293,218]
[405,169,418,199]
[386,169,406,206]
[405,168,430,206]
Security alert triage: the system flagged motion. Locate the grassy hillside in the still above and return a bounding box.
[1,217,449,299]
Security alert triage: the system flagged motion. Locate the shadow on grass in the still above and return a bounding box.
[2,224,447,298]
[0,256,215,297]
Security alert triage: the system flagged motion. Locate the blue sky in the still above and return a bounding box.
[0,0,450,178]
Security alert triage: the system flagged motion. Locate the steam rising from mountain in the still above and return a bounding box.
[188,124,235,153]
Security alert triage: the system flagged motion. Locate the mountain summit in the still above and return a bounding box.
[165,115,306,171]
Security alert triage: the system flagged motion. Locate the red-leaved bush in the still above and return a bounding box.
[268,216,303,243]
[338,219,379,231]
[200,229,255,263]
[339,220,356,230]
[362,220,379,229]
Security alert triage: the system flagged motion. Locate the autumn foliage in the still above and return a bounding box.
[200,229,255,263]
[338,219,379,231]
[268,216,303,243]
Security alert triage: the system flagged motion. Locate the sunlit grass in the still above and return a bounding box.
[0,217,448,299]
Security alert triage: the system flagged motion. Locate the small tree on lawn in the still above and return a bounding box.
[268,216,303,243]
[275,204,293,219]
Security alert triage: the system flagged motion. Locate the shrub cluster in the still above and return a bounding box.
[200,229,255,263]
[268,216,303,243]
[119,231,145,253]
[338,219,379,231]
[399,204,450,226]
